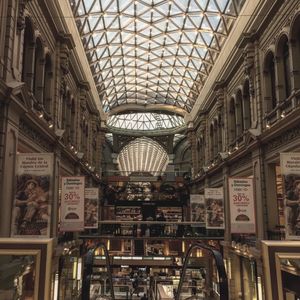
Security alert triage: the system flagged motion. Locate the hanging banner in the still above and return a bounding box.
[204,187,225,229]
[60,177,85,232]
[190,194,205,224]
[11,153,53,237]
[84,188,99,229]
[228,177,255,234]
[280,153,300,240]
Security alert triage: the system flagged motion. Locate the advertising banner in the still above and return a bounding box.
[60,177,85,232]
[190,194,205,224]
[228,177,255,234]
[11,153,53,237]
[280,153,300,240]
[204,187,224,229]
[84,188,99,229]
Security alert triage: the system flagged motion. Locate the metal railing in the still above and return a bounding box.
[175,242,228,300]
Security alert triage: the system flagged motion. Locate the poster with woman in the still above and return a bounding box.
[11,153,53,237]
[280,153,300,240]
[84,188,99,229]
[190,194,205,224]
[204,187,224,229]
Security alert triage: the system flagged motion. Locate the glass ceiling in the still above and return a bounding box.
[70,0,245,123]
[117,137,169,176]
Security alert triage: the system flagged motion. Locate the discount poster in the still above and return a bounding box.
[228,177,255,234]
[84,188,99,229]
[11,153,53,237]
[280,153,300,240]
[190,194,205,224]
[204,187,224,229]
[60,177,85,231]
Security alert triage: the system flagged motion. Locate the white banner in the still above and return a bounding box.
[229,177,255,234]
[280,153,300,240]
[60,177,85,232]
[204,187,224,229]
[11,153,53,237]
[190,194,205,224]
[84,188,99,229]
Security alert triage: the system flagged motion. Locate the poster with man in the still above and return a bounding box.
[190,194,205,224]
[84,188,99,229]
[280,153,300,240]
[11,153,53,237]
[204,187,224,229]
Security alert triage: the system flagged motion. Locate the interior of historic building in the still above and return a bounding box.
[2,0,300,299]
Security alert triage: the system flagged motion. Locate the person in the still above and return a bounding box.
[140,293,148,300]
[285,180,300,235]
[156,212,166,236]
[13,179,43,233]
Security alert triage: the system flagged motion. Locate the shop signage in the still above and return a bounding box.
[228,177,255,234]
[84,188,99,229]
[204,187,225,229]
[190,194,205,225]
[60,176,85,231]
[11,153,53,237]
[280,153,300,240]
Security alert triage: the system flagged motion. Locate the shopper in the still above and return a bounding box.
[140,293,148,300]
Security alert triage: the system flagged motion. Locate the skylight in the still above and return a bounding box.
[117,137,169,176]
[69,0,245,115]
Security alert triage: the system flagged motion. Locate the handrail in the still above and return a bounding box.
[175,242,228,300]
[82,242,115,300]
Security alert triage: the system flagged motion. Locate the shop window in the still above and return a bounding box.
[276,35,291,102]
[209,123,214,160]
[263,51,277,112]
[290,15,300,90]
[243,80,251,130]
[70,98,76,143]
[282,39,292,99]
[228,97,236,144]
[43,54,53,114]
[22,18,35,90]
[275,165,284,226]
[213,120,218,157]
[235,89,244,136]
[217,114,223,152]
[33,38,44,103]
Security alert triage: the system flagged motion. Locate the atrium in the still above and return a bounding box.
[1,0,300,299]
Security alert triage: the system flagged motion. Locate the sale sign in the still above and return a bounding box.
[228,177,255,234]
[60,177,85,231]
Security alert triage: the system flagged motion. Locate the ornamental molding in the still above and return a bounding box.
[19,119,52,151]
[264,124,300,152]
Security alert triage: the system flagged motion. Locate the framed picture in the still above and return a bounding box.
[262,240,300,300]
[0,238,53,300]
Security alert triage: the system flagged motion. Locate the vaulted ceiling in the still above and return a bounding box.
[69,0,245,133]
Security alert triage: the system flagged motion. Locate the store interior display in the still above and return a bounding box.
[0,238,53,300]
[0,254,35,300]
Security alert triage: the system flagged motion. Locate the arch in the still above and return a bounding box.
[289,13,300,90]
[263,50,277,113]
[43,53,52,114]
[228,97,236,144]
[22,17,35,89]
[276,34,291,101]
[243,79,251,130]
